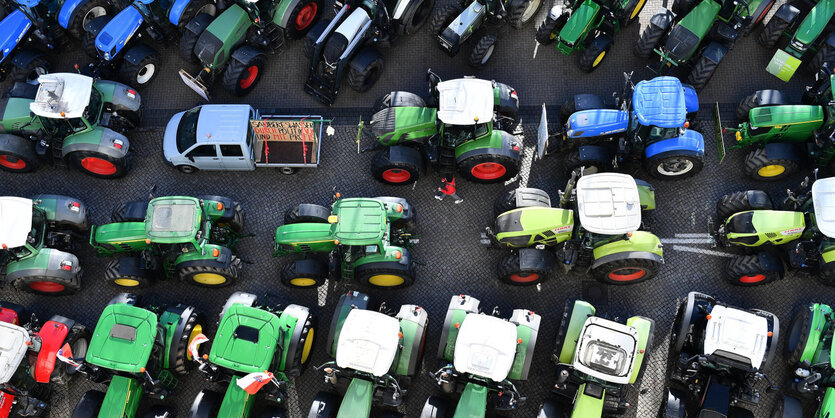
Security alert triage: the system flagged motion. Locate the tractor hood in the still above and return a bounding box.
[793,0,835,46]
[86,304,158,373]
[632,77,686,128]
[813,177,835,237]
[336,309,400,376]
[566,109,629,138]
[0,197,32,249]
[369,107,437,146]
[454,314,517,382]
[209,305,281,373]
[703,305,769,370]
[332,198,387,245]
[0,321,29,384]
[576,173,642,235]
[436,79,494,125]
[95,5,144,60]
[558,0,600,45]
[0,10,31,64]
[572,317,639,385]
[748,105,824,129]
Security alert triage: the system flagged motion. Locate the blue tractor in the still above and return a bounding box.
[81,0,218,88]
[0,0,114,82]
[537,73,705,180]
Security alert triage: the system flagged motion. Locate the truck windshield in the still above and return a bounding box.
[83,88,103,126]
[177,108,200,153]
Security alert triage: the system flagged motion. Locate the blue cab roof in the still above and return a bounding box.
[632,77,686,128]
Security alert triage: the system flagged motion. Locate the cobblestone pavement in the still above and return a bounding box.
[3,0,835,416]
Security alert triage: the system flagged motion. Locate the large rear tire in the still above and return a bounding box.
[68,151,128,179]
[591,257,659,285]
[178,256,242,288]
[458,152,519,183]
[0,134,37,173]
[14,272,81,296]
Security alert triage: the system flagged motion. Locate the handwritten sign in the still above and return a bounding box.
[250,119,316,142]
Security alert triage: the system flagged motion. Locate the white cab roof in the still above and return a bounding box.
[29,73,93,119]
[573,317,638,385]
[813,177,835,237]
[454,314,517,382]
[0,197,32,249]
[336,309,400,377]
[576,173,642,235]
[703,305,769,370]
[436,79,494,126]
[196,105,250,146]
[0,321,30,384]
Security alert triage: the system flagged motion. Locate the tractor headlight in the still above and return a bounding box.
[103,51,110,60]
[790,40,808,53]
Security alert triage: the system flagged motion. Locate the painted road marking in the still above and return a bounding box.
[660,238,715,244]
[671,245,735,258]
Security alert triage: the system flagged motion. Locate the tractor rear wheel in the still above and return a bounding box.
[469,34,498,69]
[14,272,81,295]
[12,53,50,84]
[645,152,703,179]
[686,53,720,91]
[348,49,384,92]
[309,392,340,417]
[179,256,242,287]
[565,149,606,177]
[280,259,328,288]
[633,20,665,58]
[50,324,90,385]
[170,307,205,374]
[759,13,790,48]
[371,147,423,185]
[355,262,415,289]
[497,251,551,286]
[507,0,542,28]
[592,257,659,284]
[68,151,127,179]
[397,0,435,35]
[179,13,213,62]
[222,48,266,96]
[535,12,568,45]
[715,190,773,221]
[0,134,37,173]
[743,147,798,181]
[725,253,781,286]
[578,35,612,73]
[786,306,813,364]
[66,0,111,38]
[119,48,161,87]
[285,0,324,39]
[105,258,153,288]
[72,391,105,418]
[817,258,835,285]
[428,5,460,35]
[458,152,519,183]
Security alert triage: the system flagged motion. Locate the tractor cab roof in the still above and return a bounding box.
[336,309,400,377]
[145,197,202,244]
[572,317,639,385]
[632,77,686,128]
[576,173,641,235]
[0,321,30,384]
[209,304,281,373]
[812,177,835,237]
[86,303,158,373]
[29,73,93,119]
[331,198,387,245]
[436,78,494,126]
[749,105,824,128]
[0,197,32,249]
[702,305,769,371]
[454,314,518,382]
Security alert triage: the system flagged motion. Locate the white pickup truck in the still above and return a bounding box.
[162,104,327,174]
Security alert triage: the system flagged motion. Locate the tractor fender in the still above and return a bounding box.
[183,11,213,37]
[773,3,799,24]
[393,304,429,376]
[162,304,200,371]
[754,89,788,106]
[751,307,779,369]
[295,203,331,222]
[112,257,153,281]
[548,4,566,20]
[701,41,728,65]
[348,47,382,76]
[277,304,312,376]
[571,93,606,112]
[123,44,157,66]
[0,11,33,65]
[644,129,705,159]
[438,294,480,361]
[4,248,80,285]
[168,0,201,26]
[494,81,519,121]
[374,196,416,226]
[58,0,93,29]
[174,244,234,269]
[0,302,26,324]
[763,141,804,163]
[93,80,142,114]
[218,291,257,321]
[633,180,656,211]
[10,49,44,72]
[592,250,663,270]
[197,195,235,221]
[591,232,664,266]
[681,84,699,114]
[83,14,108,36]
[272,0,305,29]
[649,8,674,29]
[557,300,596,364]
[327,291,370,357]
[455,130,521,164]
[62,127,130,160]
[507,309,541,381]
[120,201,149,222]
[577,144,615,167]
[625,316,654,384]
[230,44,264,64]
[32,194,90,232]
[516,248,555,275]
[755,250,785,273]
[34,317,74,383]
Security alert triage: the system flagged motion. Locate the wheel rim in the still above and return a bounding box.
[83,6,107,27]
[593,51,606,67]
[0,154,26,170]
[290,277,317,287]
[114,278,140,287]
[29,281,65,293]
[631,0,646,19]
[81,157,117,175]
[295,3,318,30]
[186,324,203,360]
[656,158,694,176]
[607,267,647,282]
[381,168,411,183]
[740,274,766,284]
[471,162,507,180]
[368,274,405,287]
[521,0,541,22]
[180,166,194,173]
[758,164,786,177]
[137,63,155,84]
[481,45,495,65]
[301,328,314,364]
[239,65,259,89]
[509,272,539,283]
[192,273,227,285]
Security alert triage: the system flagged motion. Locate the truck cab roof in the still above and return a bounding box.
[145,197,202,244]
[632,77,686,128]
[0,321,30,384]
[193,105,251,146]
[0,197,32,249]
[454,314,518,382]
[436,78,494,126]
[29,73,93,119]
[336,309,400,377]
[331,198,387,245]
[576,173,642,235]
[572,317,639,385]
[813,177,835,237]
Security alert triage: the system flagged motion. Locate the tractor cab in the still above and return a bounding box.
[701,305,770,372]
[0,320,32,391]
[453,314,518,383]
[574,172,643,238]
[28,73,103,137]
[812,177,835,238]
[571,317,641,385]
[0,197,41,261]
[145,197,205,251]
[629,76,693,145]
[436,78,496,145]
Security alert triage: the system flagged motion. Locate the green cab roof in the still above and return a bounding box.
[145,196,202,243]
[86,304,158,373]
[331,198,387,245]
[750,105,824,128]
[209,304,281,373]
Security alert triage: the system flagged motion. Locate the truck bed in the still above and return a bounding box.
[251,115,324,167]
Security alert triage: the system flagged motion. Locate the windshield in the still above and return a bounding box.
[177,108,200,153]
[84,88,103,126]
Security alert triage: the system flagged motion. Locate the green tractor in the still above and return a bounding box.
[71,293,205,418]
[1,194,89,295]
[362,70,521,188]
[308,290,428,417]
[716,65,835,181]
[534,0,646,72]
[538,299,655,417]
[634,0,774,90]
[90,194,245,289]
[428,0,541,69]
[483,172,664,286]
[759,0,835,81]
[710,173,835,286]
[0,72,141,178]
[418,294,540,417]
[274,194,418,289]
[188,291,315,417]
[178,0,323,100]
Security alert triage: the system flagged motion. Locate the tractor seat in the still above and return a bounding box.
[664,25,699,62]
[7,82,38,100]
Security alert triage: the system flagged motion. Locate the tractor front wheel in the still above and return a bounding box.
[14,272,81,295]
[0,134,37,173]
[303,20,329,59]
[469,34,498,69]
[397,0,435,35]
[592,257,659,285]
[507,0,542,28]
[12,53,50,84]
[535,12,568,45]
[497,251,552,286]
[736,90,787,121]
[50,324,91,384]
[371,147,424,185]
[759,12,790,48]
[285,0,324,38]
[578,35,612,73]
[179,256,242,287]
[428,5,460,36]
[119,48,161,87]
[284,313,316,374]
[633,20,665,58]
[281,259,328,288]
[725,253,782,286]
[771,396,805,418]
[743,147,799,181]
[786,306,813,365]
[189,389,222,418]
[175,0,217,28]
[179,13,214,62]
[105,258,153,288]
[66,0,111,38]
[170,308,205,374]
[686,53,720,91]
[621,0,646,25]
[715,189,773,221]
[808,39,835,74]
[82,31,98,58]
[355,262,415,289]
[538,399,569,418]
[222,49,266,96]
[68,151,128,179]
[458,152,519,183]
[644,153,703,179]
[347,49,384,92]
[565,149,605,177]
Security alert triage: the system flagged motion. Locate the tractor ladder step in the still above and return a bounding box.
[437,144,456,179]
